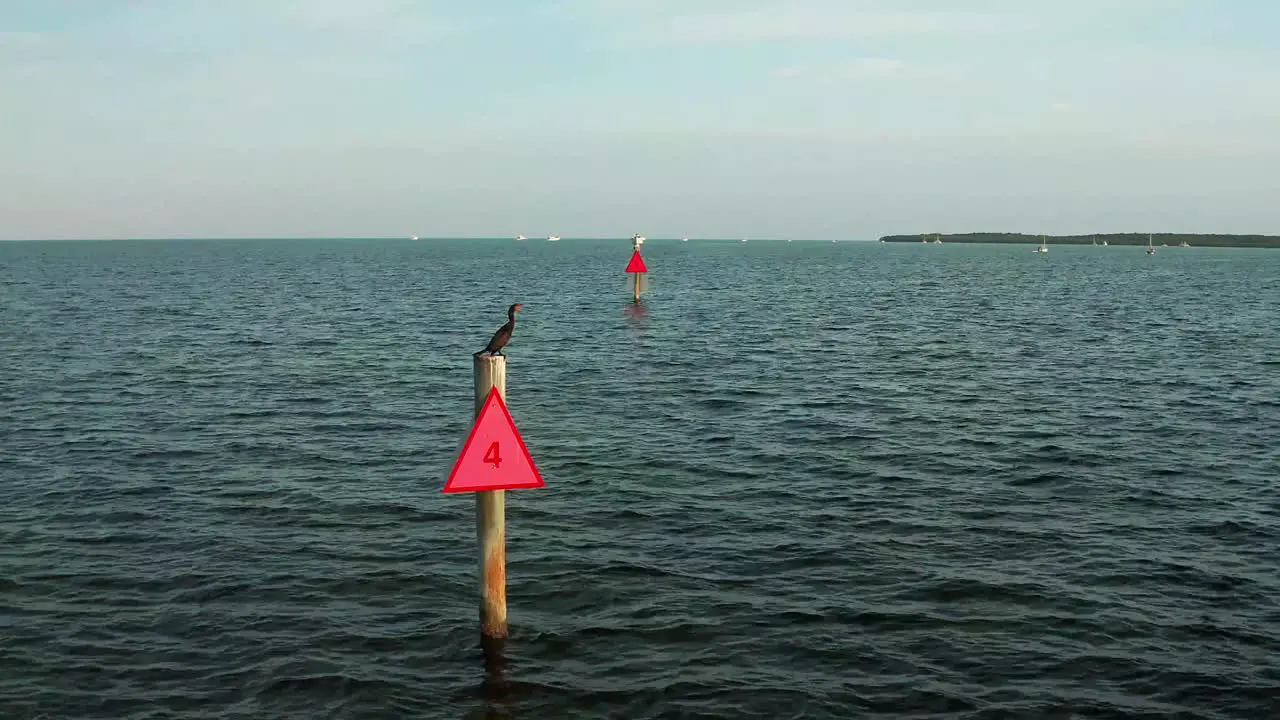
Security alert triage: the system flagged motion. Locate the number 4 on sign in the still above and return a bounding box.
[483,441,502,469]
[443,388,545,493]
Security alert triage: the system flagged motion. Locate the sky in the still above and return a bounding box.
[2,0,1278,240]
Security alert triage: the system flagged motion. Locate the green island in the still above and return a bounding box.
[879,233,1280,248]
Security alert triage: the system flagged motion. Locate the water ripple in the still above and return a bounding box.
[1,238,1277,719]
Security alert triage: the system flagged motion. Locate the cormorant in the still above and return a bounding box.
[479,303,523,356]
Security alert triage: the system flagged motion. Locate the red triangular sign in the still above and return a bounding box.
[443,387,545,493]
[625,250,648,273]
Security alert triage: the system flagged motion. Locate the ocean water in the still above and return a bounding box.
[1,238,1277,720]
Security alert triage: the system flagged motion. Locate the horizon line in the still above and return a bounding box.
[3,232,1278,243]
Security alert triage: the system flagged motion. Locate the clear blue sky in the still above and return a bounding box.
[2,0,1278,240]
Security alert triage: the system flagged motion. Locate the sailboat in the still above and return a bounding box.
[1146,233,1156,255]
[547,235,560,242]
[515,234,526,241]
[932,233,942,244]
[1034,234,1048,253]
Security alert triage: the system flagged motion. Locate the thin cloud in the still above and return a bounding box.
[0,32,47,48]
[96,0,453,54]
[267,0,452,37]
[664,5,1037,43]
[771,57,904,82]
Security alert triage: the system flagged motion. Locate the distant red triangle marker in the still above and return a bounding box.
[625,250,648,273]
[443,387,545,493]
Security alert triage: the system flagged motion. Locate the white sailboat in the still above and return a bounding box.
[515,234,526,241]
[547,235,560,242]
[1034,234,1048,253]
[1146,233,1156,255]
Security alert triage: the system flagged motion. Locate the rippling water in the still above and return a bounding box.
[1,238,1277,720]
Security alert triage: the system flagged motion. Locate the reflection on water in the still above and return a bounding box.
[623,302,648,323]
[477,637,512,719]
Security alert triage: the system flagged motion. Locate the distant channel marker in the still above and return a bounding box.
[626,245,648,303]
[625,249,648,274]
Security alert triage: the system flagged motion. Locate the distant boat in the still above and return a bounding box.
[932,233,942,244]
[547,235,560,242]
[1091,235,1097,246]
[1146,233,1156,255]
[410,235,419,241]
[1034,234,1048,253]
[1180,240,1191,247]
[632,234,645,246]
[515,234,526,241]
[681,237,689,242]
[741,237,748,243]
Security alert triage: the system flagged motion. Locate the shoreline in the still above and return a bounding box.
[879,233,1280,248]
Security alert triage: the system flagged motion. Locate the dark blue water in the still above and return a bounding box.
[2,238,1277,720]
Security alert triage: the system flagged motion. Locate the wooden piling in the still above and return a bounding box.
[631,235,644,304]
[472,353,508,641]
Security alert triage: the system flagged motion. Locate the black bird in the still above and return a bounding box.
[480,303,523,356]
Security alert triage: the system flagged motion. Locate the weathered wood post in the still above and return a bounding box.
[472,353,507,641]
[631,235,641,303]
